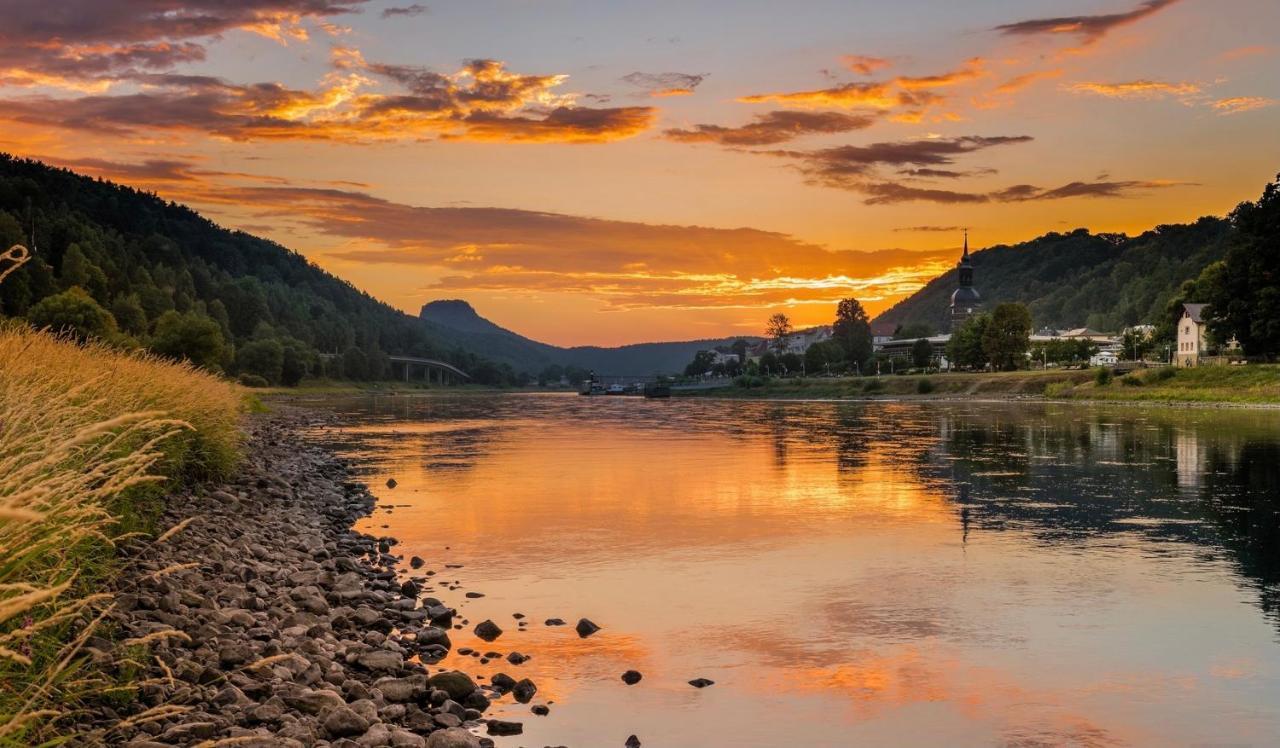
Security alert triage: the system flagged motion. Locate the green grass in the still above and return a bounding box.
[680,365,1280,406]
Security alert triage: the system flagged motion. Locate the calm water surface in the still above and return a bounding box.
[306,394,1280,747]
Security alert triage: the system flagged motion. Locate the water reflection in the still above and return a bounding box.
[303,394,1280,747]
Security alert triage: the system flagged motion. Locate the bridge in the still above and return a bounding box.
[388,356,471,384]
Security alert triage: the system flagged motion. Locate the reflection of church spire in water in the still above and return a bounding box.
[957,483,971,546]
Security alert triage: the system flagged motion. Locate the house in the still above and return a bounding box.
[1175,303,1208,367]
[762,325,833,356]
[1089,350,1119,367]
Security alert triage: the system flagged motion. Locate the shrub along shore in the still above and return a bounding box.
[679,364,1280,406]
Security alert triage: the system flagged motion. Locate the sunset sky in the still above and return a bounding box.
[3,0,1278,346]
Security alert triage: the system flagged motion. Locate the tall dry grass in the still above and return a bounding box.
[0,323,241,743]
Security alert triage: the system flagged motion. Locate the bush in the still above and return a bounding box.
[1094,367,1113,386]
[1120,374,1144,387]
[1044,382,1073,398]
[237,373,269,387]
[734,374,766,388]
[26,286,117,341]
[863,378,885,393]
[150,310,226,370]
[916,378,935,394]
[1149,366,1177,382]
[237,338,285,385]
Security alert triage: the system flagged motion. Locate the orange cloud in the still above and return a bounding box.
[1219,45,1272,62]
[994,69,1064,94]
[894,58,986,90]
[0,56,656,145]
[843,55,891,76]
[1065,80,1201,99]
[72,167,953,312]
[738,59,983,124]
[1212,96,1276,115]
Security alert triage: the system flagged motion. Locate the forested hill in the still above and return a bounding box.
[419,299,763,376]
[0,154,515,384]
[873,218,1234,333]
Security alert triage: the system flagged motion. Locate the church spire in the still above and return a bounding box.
[962,228,969,260]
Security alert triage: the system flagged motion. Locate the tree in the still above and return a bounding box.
[280,337,314,386]
[1120,328,1155,361]
[832,298,873,373]
[111,294,148,336]
[731,339,749,364]
[766,313,792,351]
[684,350,716,377]
[150,310,226,370]
[910,338,933,368]
[894,322,934,340]
[946,314,990,369]
[59,244,108,302]
[341,346,368,381]
[779,352,803,374]
[237,338,285,384]
[27,286,117,341]
[1205,173,1280,357]
[981,303,1032,371]
[805,339,845,373]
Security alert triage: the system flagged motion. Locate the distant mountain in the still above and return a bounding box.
[873,218,1234,333]
[420,299,760,375]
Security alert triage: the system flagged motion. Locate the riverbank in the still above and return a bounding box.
[677,365,1280,405]
[73,410,500,747]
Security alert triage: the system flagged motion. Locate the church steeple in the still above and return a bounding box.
[949,229,981,332]
[956,229,973,289]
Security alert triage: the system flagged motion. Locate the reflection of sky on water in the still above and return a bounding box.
[302,394,1280,747]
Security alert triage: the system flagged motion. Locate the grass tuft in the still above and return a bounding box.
[0,323,241,744]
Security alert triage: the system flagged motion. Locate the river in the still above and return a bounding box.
[304,393,1280,747]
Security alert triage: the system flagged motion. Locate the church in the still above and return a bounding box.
[949,231,982,332]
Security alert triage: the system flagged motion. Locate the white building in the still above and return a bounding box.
[1175,303,1208,367]
[1089,350,1118,367]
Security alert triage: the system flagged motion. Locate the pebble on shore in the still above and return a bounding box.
[82,412,504,748]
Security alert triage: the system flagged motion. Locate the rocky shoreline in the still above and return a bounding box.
[83,410,512,747]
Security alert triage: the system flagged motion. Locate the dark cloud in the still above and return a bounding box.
[0,1,369,45]
[451,106,656,143]
[898,167,996,179]
[893,225,967,233]
[779,136,1033,181]
[620,71,707,97]
[381,3,427,18]
[0,1,370,85]
[757,135,1185,204]
[664,110,877,146]
[997,179,1194,201]
[994,0,1180,42]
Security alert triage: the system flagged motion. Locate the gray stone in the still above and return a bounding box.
[425,727,482,748]
[323,705,370,738]
[427,671,477,701]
